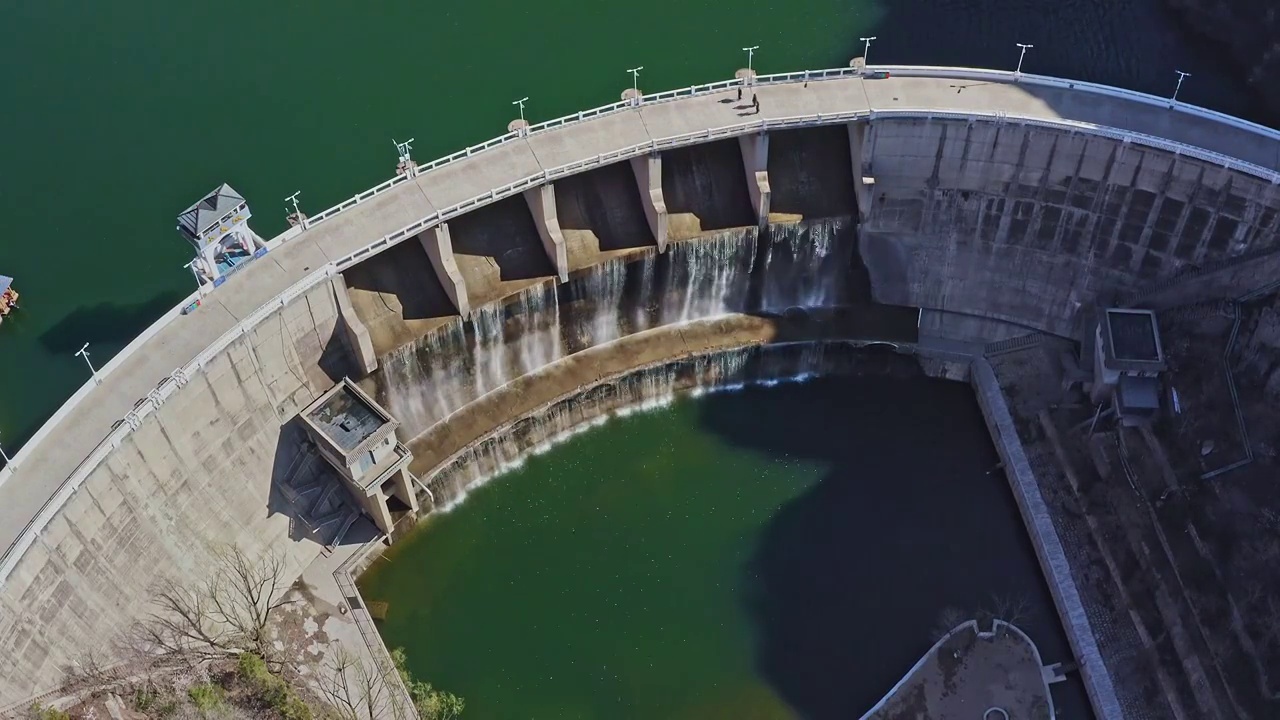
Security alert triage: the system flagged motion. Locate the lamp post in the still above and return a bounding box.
[625,66,644,106]
[628,66,643,94]
[743,45,759,75]
[1173,70,1190,104]
[76,342,101,385]
[513,97,529,125]
[0,430,14,470]
[1015,43,1033,77]
[860,36,877,65]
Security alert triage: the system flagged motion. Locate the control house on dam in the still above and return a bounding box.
[2,64,1280,719]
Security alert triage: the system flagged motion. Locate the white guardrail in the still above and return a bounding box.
[2,65,1279,585]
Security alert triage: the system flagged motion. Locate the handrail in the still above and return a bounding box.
[5,63,1280,589]
[876,65,1280,143]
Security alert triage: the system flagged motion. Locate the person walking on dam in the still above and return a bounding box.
[752,94,760,113]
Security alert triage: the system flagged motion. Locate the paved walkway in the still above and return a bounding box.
[2,68,1278,563]
[863,620,1053,720]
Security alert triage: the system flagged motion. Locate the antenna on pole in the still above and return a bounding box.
[394,138,418,177]
[285,191,307,229]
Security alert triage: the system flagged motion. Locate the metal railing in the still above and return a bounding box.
[4,63,1280,587]
[333,538,418,717]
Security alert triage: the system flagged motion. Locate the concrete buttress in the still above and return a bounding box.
[420,223,472,318]
[847,121,872,222]
[738,132,771,227]
[523,184,570,282]
[629,154,669,252]
[330,274,378,376]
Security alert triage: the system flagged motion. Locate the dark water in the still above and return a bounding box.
[0,0,1269,449]
[360,375,1092,718]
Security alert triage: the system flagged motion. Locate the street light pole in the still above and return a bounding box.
[513,97,529,125]
[1173,70,1191,104]
[76,343,101,385]
[628,66,643,96]
[743,45,759,75]
[1015,43,1034,77]
[0,431,14,470]
[859,36,877,65]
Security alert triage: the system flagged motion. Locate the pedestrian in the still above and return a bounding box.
[737,86,743,102]
[752,94,760,114]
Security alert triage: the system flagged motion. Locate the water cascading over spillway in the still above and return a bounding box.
[424,341,890,507]
[378,217,867,441]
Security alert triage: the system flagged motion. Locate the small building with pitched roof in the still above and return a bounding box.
[176,183,266,287]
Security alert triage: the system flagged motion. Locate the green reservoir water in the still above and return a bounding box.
[359,376,1087,718]
[0,0,1269,450]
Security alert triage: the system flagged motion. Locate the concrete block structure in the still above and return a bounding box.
[299,378,418,535]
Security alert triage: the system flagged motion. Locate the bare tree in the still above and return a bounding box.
[316,648,412,720]
[129,546,296,665]
[983,591,1033,627]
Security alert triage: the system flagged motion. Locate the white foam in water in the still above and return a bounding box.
[429,348,825,515]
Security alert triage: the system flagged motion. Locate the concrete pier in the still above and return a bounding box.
[2,64,1279,713]
[420,223,471,319]
[629,154,669,252]
[738,132,771,226]
[523,184,570,281]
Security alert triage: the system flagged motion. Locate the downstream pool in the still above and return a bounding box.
[359,373,1088,718]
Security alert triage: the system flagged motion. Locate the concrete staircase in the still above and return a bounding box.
[275,443,361,550]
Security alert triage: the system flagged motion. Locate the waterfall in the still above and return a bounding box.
[378,216,869,450]
[470,281,563,396]
[379,319,473,439]
[657,229,757,325]
[758,216,859,311]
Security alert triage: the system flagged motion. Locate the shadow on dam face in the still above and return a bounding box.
[554,160,657,269]
[767,125,858,221]
[696,355,1074,719]
[662,139,756,239]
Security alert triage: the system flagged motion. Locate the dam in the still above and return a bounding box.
[2,64,1280,719]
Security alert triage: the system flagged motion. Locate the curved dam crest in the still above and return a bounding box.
[2,65,1280,716]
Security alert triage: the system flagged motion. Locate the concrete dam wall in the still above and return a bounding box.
[861,118,1280,339]
[0,279,354,704]
[2,66,1279,712]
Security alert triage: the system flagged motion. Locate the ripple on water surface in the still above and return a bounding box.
[359,375,1085,719]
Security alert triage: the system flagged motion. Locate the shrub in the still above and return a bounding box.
[188,682,226,716]
[391,648,465,720]
[28,705,70,720]
[236,652,313,720]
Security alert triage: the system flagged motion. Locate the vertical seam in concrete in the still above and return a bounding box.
[1193,171,1233,263]
[1132,157,1178,274]
[1170,164,1206,264]
[1027,132,1059,249]
[1104,150,1145,257]
[1050,132,1087,254]
[1080,141,1121,264]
